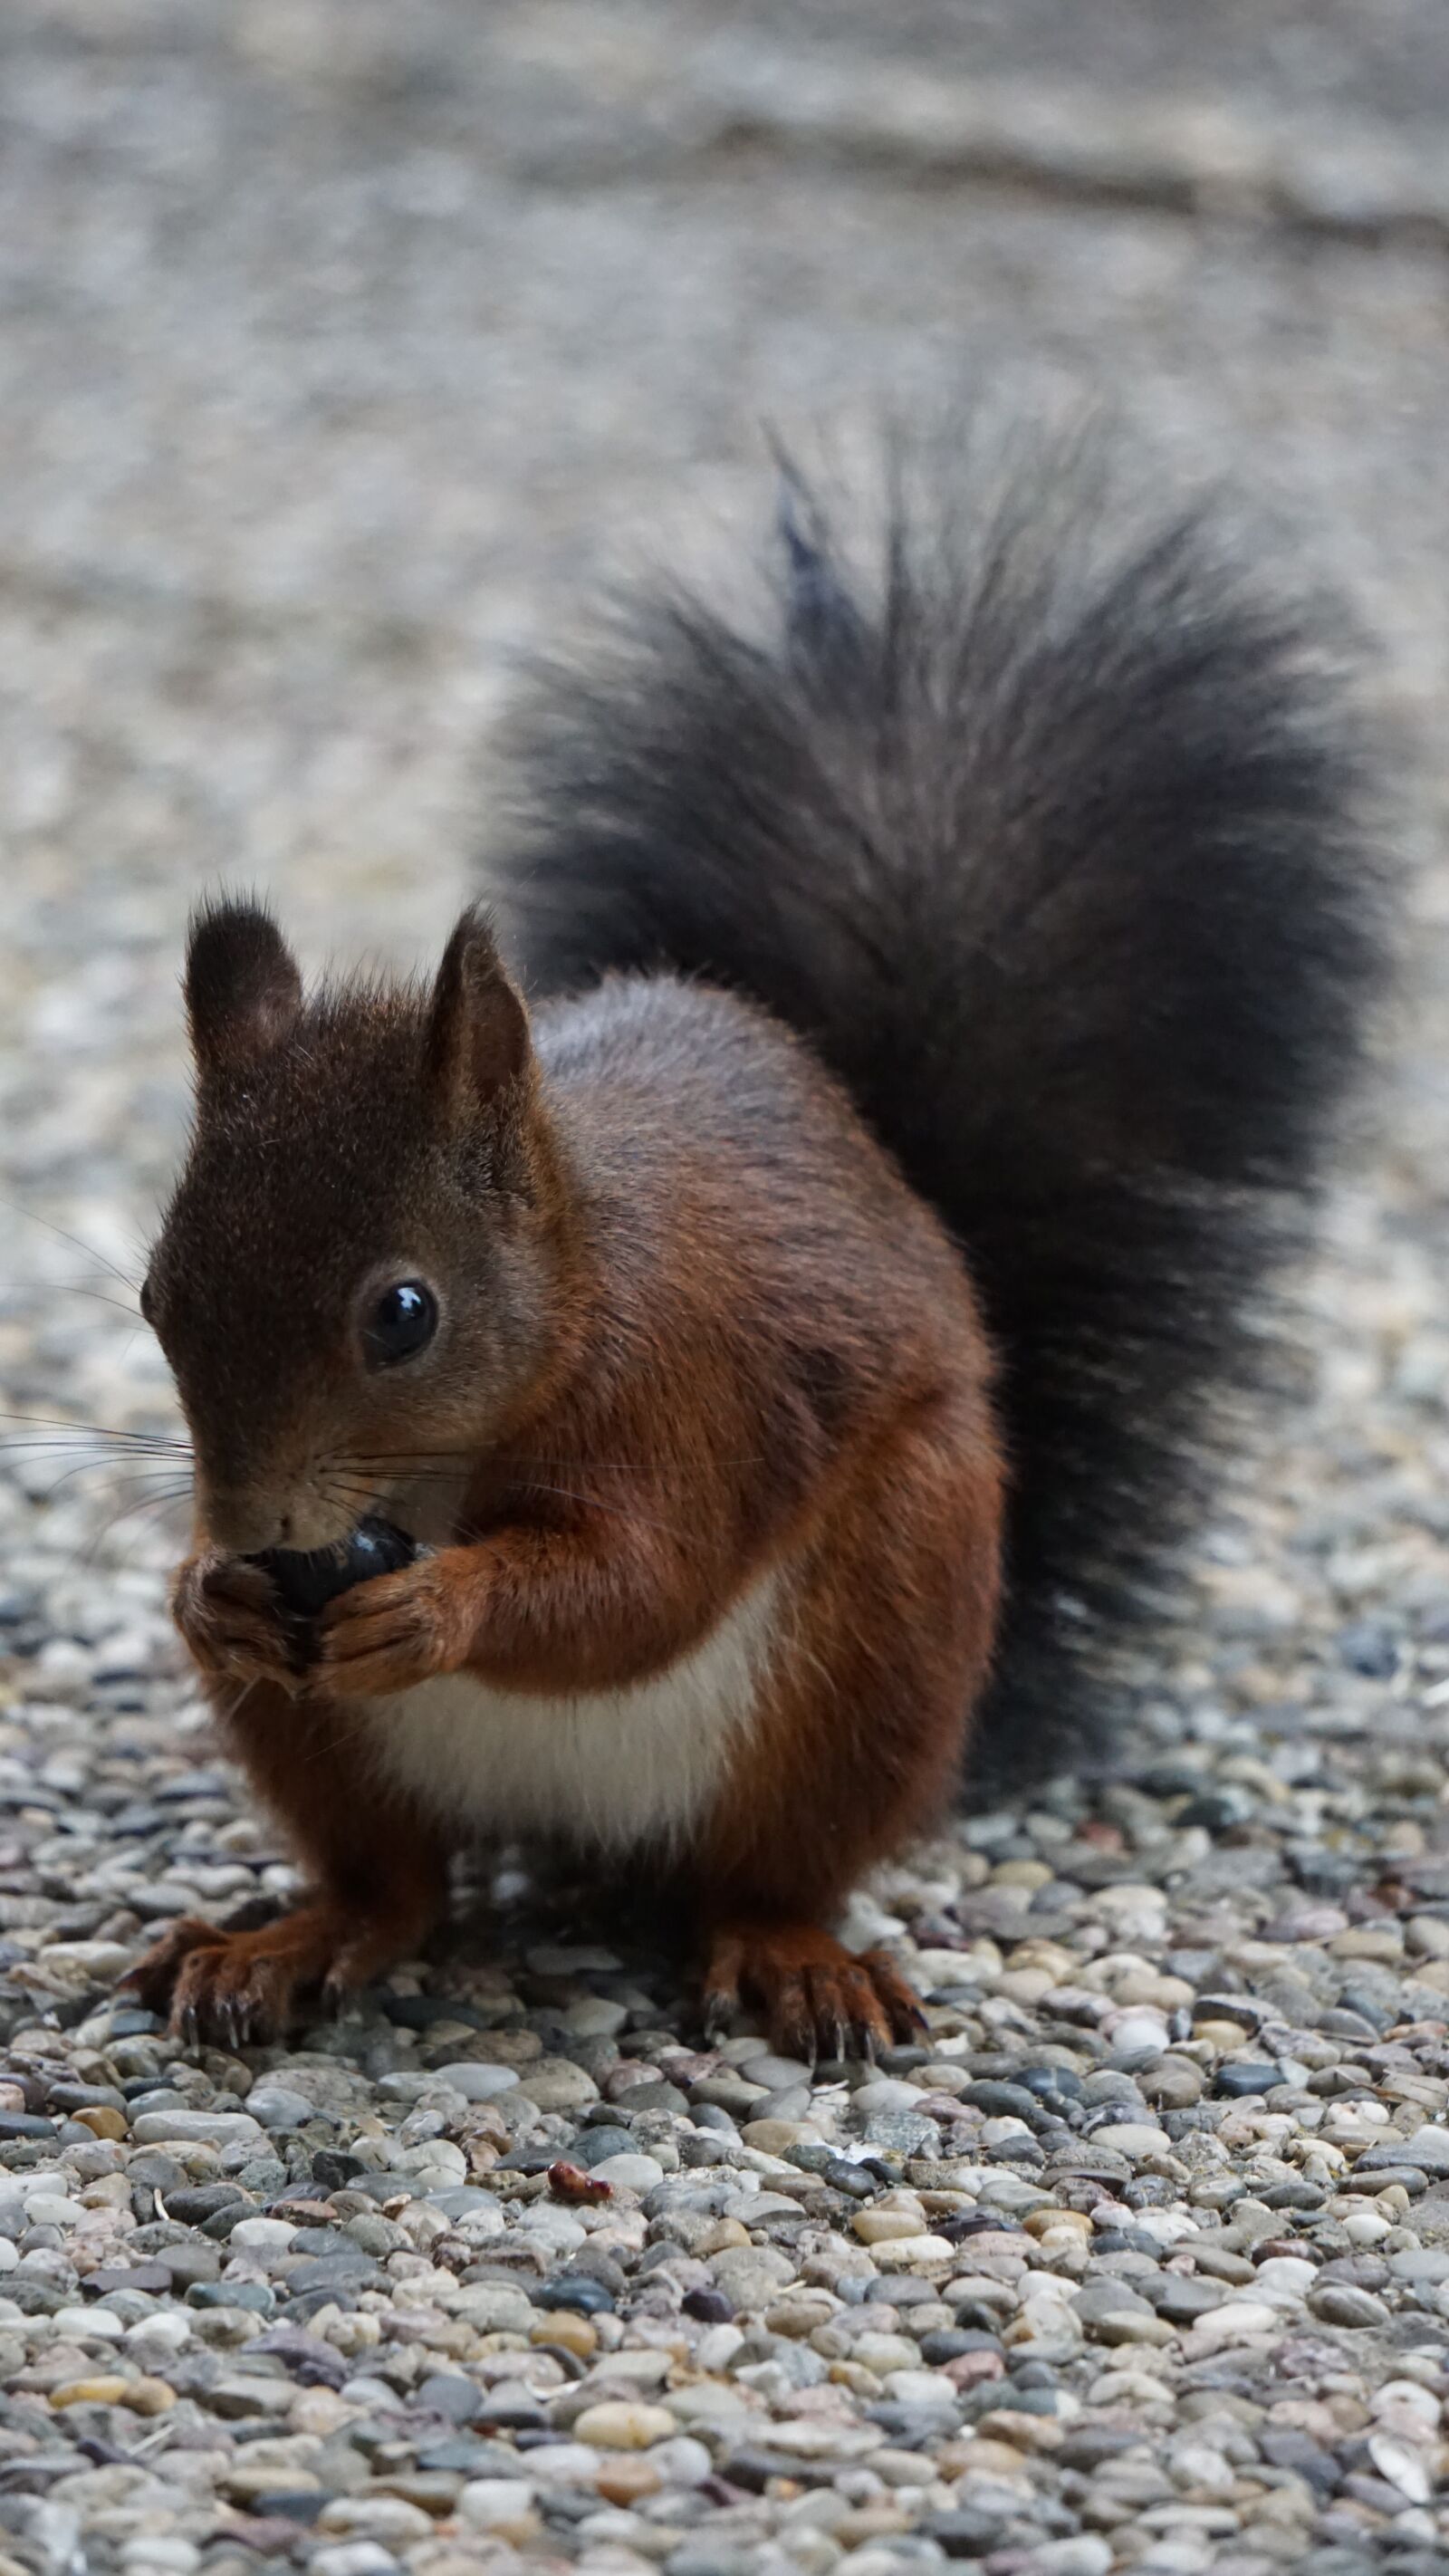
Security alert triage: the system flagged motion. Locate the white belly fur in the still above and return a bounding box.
[356,1566,782,1855]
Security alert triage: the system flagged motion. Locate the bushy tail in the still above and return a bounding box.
[493,425,1390,1788]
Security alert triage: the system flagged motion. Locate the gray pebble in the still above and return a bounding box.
[429,2062,521,2100]
[1308,2283,1392,2329]
[565,2123,636,2167]
[130,2110,265,2148]
[245,2086,322,2130]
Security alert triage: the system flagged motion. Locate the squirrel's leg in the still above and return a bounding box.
[695,1390,1003,2061]
[124,1678,447,2044]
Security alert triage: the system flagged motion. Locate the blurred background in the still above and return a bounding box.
[0,0,1446,1440]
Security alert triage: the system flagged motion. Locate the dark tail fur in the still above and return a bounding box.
[493,425,1390,1790]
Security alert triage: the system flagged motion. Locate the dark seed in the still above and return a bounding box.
[253,1515,417,1619]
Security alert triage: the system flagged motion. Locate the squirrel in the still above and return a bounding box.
[125,425,1387,2058]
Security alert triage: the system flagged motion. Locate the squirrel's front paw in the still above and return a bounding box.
[172,1552,302,1696]
[313,1553,464,1697]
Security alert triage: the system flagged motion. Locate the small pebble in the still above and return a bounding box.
[584,2152,665,2192]
[457,2478,539,2532]
[574,2401,679,2449]
[430,2062,521,2100]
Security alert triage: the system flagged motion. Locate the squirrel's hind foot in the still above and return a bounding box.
[702,1920,926,2065]
[121,1905,409,2046]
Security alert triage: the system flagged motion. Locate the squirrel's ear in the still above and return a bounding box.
[425,907,532,1111]
[185,901,302,1076]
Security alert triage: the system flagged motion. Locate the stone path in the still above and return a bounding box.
[1,7,1447,2572]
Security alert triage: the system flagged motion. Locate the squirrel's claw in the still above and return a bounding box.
[699,1921,926,2067]
[122,1895,434,2050]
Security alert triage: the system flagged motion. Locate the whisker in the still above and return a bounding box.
[320,1487,382,1522]
[69,1480,194,1575]
[336,1449,520,1469]
[94,1489,196,1542]
[330,1457,714,1544]
[0,1437,186,1462]
[330,1460,465,1487]
[341,1448,765,1476]
[0,1409,188,1449]
[511,1476,696,1547]
[318,1474,386,1507]
[338,1450,476,1469]
[0,1280,146,1322]
[0,1194,143,1291]
[107,1479,195,1521]
[18,1456,194,1504]
[83,1467,194,1506]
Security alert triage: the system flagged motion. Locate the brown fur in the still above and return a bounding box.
[129,902,1005,2054]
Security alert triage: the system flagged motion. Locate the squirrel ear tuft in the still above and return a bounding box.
[185,900,302,1075]
[426,907,532,1110]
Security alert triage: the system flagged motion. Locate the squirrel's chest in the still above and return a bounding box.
[356,1569,782,1855]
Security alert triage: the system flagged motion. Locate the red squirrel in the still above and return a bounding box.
[126,431,1386,2057]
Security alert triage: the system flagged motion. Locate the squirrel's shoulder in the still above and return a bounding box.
[533,968,963,1303]
[533,968,839,1149]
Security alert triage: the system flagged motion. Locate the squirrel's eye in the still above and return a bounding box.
[362,1279,438,1369]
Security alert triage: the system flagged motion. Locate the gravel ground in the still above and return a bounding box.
[3,6,1449,2574]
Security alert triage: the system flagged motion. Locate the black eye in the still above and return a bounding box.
[139,1277,155,1324]
[362,1280,438,1369]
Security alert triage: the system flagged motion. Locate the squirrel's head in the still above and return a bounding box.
[144,899,573,1555]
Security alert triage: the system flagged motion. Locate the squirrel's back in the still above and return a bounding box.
[494,421,1390,1790]
[536,962,986,1445]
